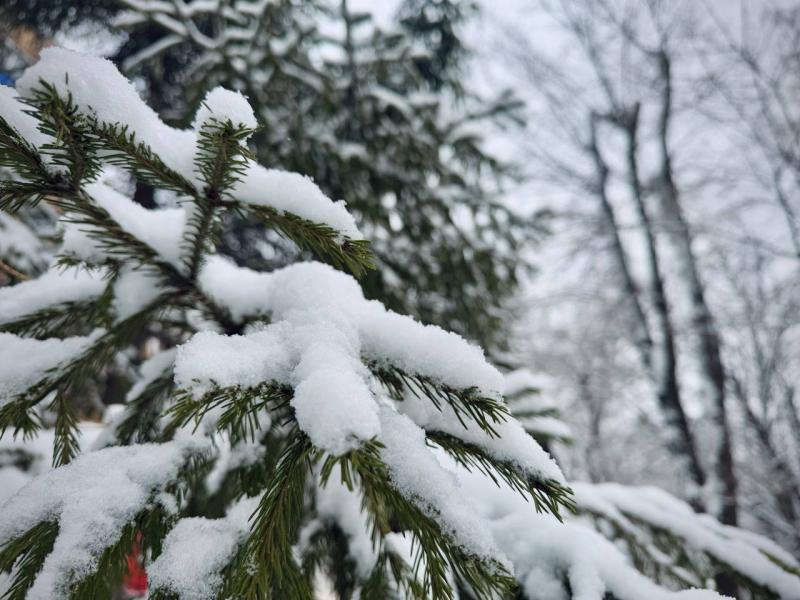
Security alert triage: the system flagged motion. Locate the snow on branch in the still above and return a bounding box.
[146,496,260,600]
[574,483,800,598]
[181,259,554,471]
[0,267,107,334]
[456,466,731,600]
[0,332,98,411]
[0,438,209,599]
[10,47,362,242]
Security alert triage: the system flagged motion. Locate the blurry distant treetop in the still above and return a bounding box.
[398,0,476,92]
[0,0,117,35]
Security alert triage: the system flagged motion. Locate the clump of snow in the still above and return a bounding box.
[289,320,379,455]
[233,167,360,239]
[193,87,258,132]
[182,260,515,460]
[15,48,361,240]
[0,438,209,600]
[176,320,379,456]
[112,266,163,321]
[175,329,293,394]
[61,179,187,268]
[359,307,502,395]
[147,496,260,600]
[379,407,506,565]
[197,259,504,395]
[0,332,98,407]
[0,267,106,326]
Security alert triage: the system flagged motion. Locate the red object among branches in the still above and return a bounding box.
[123,534,148,597]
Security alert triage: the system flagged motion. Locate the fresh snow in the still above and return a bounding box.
[0,332,98,407]
[573,483,800,598]
[181,259,519,463]
[0,267,106,326]
[0,438,209,600]
[147,496,260,600]
[192,87,258,132]
[175,328,293,393]
[14,48,362,240]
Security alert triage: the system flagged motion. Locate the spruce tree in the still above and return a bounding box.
[0,48,572,599]
[114,0,536,351]
[1,46,799,600]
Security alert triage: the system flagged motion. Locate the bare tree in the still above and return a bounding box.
[502,0,740,517]
[700,2,800,261]
[714,243,800,554]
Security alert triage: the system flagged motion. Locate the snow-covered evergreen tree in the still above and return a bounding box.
[113,0,533,351]
[1,47,799,600]
[0,48,572,599]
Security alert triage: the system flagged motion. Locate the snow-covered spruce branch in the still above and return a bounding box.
[0,49,571,599]
[573,484,800,599]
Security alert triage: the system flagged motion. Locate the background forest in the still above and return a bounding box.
[0,0,799,599]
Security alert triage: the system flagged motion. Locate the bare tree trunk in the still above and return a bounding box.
[588,113,653,368]
[588,112,707,500]
[578,372,605,484]
[653,51,738,528]
[784,387,800,465]
[615,105,707,499]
